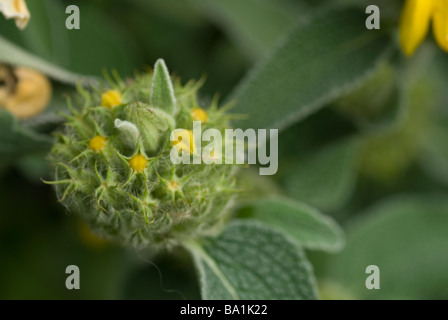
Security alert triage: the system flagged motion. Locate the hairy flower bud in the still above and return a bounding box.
[48,59,238,250]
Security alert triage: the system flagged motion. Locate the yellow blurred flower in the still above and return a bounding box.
[0,0,30,30]
[0,65,52,119]
[400,0,448,56]
[191,107,208,123]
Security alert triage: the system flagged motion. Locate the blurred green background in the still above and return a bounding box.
[1,0,448,299]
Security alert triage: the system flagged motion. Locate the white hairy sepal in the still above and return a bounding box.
[114,119,140,150]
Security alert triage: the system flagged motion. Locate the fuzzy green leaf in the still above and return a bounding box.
[238,197,345,252]
[188,220,318,300]
[283,138,360,212]
[421,116,448,186]
[0,110,53,160]
[326,196,448,299]
[419,50,448,187]
[151,59,177,114]
[230,6,392,131]
[191,0,306,60]
[0,35,90,84]
[334,63,403,132]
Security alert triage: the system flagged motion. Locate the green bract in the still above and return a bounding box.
[48,59,238,250]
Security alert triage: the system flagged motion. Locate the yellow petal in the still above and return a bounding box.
[399,0,436,56]
[0,0,30,30]
[433,0,448,52]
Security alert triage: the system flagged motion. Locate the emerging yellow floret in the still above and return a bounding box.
[129,154,148,173]
[171,129,196,154]
[168,180,179,191]
[101,90,122,108]
[88,135,107,152]
[191,107,208,122]
[400,0,448,56]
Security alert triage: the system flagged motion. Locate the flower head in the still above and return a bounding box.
[101,90,122,108]
[129,154,148,173]
[88,136,107,152]
[47,59,237,250]
[400,0,448,56]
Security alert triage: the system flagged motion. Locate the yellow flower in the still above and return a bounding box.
[0,65,52,119]
[101,90,122,108]
[88,135,107,152]
[400,0,448,56]
[129,154,148,173]
[171,129,196,154]
[191,107,208,122]
[0,0,30,29]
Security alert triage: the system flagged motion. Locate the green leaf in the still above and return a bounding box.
[0,216,131,299]
[357,46,437,184]
[0,110,53,160]
[334,63,403,133]
[420,116,448,186]
[419,50,448,187]
[237,197,345,252]
[151,59,177,114]
[16,154,51,182]
[0,0,69,66]
[0,35,90,84]
[0,0,139,77]
[190,0,305,60]
[326,195,448,299]
[230,6,392,131]
[283,138,360,212]
[276,107,357,161]
[132,0,204,27]
[61,2,139,77]
[187,220,318,300]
